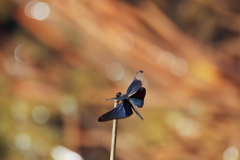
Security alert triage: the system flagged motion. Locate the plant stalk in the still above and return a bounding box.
[109,100,119,160]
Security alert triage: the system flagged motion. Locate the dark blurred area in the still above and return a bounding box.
[1,0,240,160]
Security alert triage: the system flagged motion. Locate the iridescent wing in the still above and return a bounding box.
[98,100,133,122]
[129,87,146,108]
[126,70,144,97]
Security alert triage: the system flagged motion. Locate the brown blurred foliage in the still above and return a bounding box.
[1,0,240,160]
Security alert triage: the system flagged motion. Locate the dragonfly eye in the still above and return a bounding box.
[116,92,122,97]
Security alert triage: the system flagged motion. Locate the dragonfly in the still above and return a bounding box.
[98,70,146,122]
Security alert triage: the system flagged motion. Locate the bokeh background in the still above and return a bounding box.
[1,0,240,160]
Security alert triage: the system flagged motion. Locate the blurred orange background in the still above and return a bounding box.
[1,0,240,160]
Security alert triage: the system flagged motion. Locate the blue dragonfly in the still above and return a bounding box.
[98,70,146,122]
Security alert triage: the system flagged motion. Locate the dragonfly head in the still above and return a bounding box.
[116,92,122,97]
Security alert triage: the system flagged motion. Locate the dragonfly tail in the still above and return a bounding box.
[131,106,144,120]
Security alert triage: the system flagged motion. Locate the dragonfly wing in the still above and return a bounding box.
[129,87,146,108]
[98,100,133,122]
[106,96,126,101]
[126,71,144,96]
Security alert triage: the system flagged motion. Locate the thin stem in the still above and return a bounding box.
[110,100,119,160]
